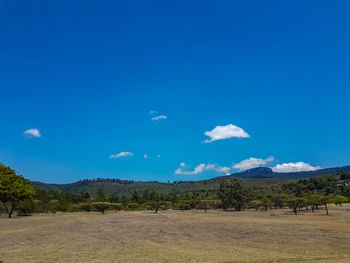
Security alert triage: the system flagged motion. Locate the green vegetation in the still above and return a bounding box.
[0,164,36,218]
[1,163,349,218]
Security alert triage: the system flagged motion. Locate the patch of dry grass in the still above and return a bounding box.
[1,206,350,263]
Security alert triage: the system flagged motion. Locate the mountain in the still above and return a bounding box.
[32,165,350,197]
[228,165,350,179]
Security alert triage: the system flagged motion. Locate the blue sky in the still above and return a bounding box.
[1,0,349,183]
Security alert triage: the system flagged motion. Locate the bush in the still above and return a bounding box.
[17,199,35,216]
[178,200,200,210]
[92,202,111,214]
[126,202,139,211]
[71,202,93,212]
[110,203,123,212]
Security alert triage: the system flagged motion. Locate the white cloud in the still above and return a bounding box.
[272,162,321,173]
[157,154,161,158]
[149,110,157,115]
[175,163,231,175]
[24,128,41,138]
[110,152,134,158]
[175,163,206,175]
[204,124,249,143]
[152,115,167,121]
[216,166,231,174]
[144,154,148,159]
[233,156,274,171]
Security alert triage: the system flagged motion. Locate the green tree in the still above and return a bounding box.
[110,203,123,212]
[92,202,111,214]
[131,190,142,204]
[320,195,332,215]
[127,202,139,211]
[109,192,120,203]
[285,197,305,215]
[95,188,108,202]
[146,201,171,213]
[218,179,250,211]
[331,195,348,206]
[196,200,212,212]
[0,164,36,218]
[306,194,323,211]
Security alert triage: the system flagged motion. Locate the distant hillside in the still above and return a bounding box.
[32,177,289,197]
[222,165,350,179]
[32,165,350,197]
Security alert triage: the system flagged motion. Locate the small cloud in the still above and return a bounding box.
[149,110,157,115]
[24,128,41,138]
[216,166,231,174]
[110,152,134,158]
[157,154,161,158]
[272,162,321,173]
[144,154,148,159]
[204,124,249,143]
[152,115,167,121]
[175,163,206,175]
[233,157,274,171]
[175,163,231,175]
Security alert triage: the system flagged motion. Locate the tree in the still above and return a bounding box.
[178,200,200,210]
[17,199,35,216]
[95,188,108,202]
[250,200,262,211]
[260,195,273,211]
[146,201,171,213]
[331,195,348,206]
[285,197,305,214]
[196,200,211,212]
[320,196,332,215]
[131,190,142,204]
[92,202,111,214]
[218,179,250,211]
[0,164,36,218]
[109,192,120,203]
[307,194,323,212]
[110,203,123,212]
[127,202,139,211]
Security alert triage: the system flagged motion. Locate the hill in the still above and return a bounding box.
[222,165,350,179]
[32,165,350,197]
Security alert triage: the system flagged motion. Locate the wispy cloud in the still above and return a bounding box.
[110,152,134,158]
[175,163,231,175]
[233,156,274,171]
[144,154,148,159]
[204,124,249,143]
[152,115,167,121]
[24,128,41,138]
[272,162,321,173]
[149,110,157,115]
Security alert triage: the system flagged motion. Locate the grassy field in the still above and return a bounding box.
[1,206,350,263]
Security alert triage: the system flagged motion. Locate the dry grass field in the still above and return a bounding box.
[1,206,350,263]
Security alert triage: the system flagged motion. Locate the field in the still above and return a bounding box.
[1,207,350,263]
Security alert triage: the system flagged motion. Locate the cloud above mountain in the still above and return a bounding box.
[175,163,231,175]
[204,124,249,143]
[233,157,274,171]
[272,162,321,173]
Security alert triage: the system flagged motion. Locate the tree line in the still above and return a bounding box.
[1,164,349,218]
